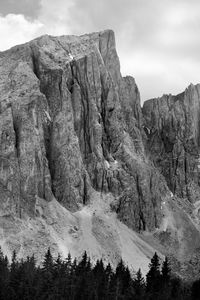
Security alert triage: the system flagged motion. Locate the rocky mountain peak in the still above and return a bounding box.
[0,28,165,229]
[143,83,200,201]
[1,30,200,278]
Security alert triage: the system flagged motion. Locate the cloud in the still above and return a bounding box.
[0,14,43,51]
[0,0,41,19]
[1,0,200,101]
[38,0,74,35]
[44,0,200,100]
[67,0,136,34]
[120,51,200,102]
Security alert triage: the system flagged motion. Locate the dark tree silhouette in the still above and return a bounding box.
[191,279,200,300]
[133,268,145,299]
[162,256,171,282]
[0,247,195,300]
[146,252,161,299]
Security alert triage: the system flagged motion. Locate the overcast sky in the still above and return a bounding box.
[0,0,200,102]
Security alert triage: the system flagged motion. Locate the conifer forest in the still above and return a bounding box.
[0,248,200,299]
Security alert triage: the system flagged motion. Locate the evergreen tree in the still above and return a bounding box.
[160,257,172,300]
[78,251,88,272]
[109,259,127,299]
[63,253,73,298]
[75,251,91,299]
[170,277,182,300]
[42,248,54,272]
[105,262,112,280]
[105,263,113,298]
[53,253,65,299]
[133,268,145,300]
[65,252,72,273]
[0,247,194,300]
[17,255,37,300]
[146,252,161,299]
[92,259,106,299]
[191,279,200,300]
[162,257,171,282]
[40,248,55,300]
[0,248,9,300]
[69,257,77,300]
[9,250,20,300]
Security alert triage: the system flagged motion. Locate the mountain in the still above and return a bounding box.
[0,29,200,278]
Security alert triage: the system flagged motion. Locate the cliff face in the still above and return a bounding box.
[143,84,200,202]
[0,30,167,232]
[1,30,200,277]
[142,86,200,278]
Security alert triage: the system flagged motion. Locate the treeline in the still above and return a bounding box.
[0,248,199,299]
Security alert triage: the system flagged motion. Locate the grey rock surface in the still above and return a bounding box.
[1,30,200,278]
[0,30,166,231]
[143,84,200,202]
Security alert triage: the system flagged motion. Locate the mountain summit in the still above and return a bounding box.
[0,30,200,278]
